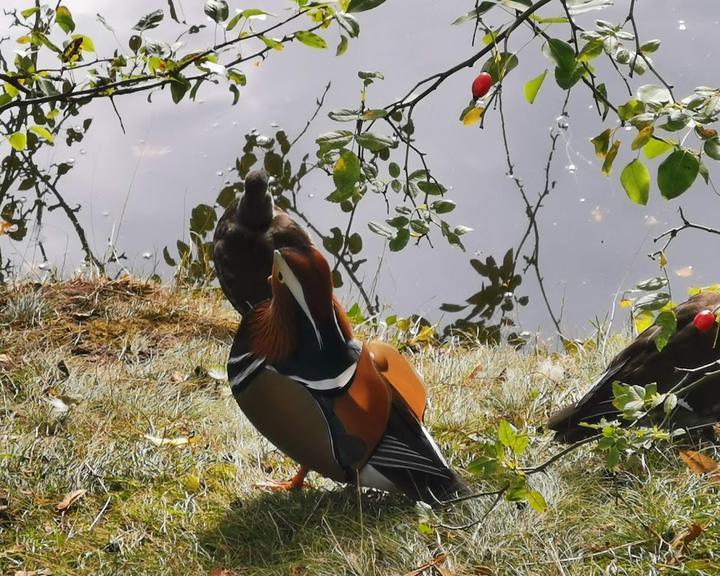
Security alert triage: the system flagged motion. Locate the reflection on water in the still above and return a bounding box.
[1,0,719,338]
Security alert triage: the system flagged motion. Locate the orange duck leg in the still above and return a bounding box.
[255,466,308,492]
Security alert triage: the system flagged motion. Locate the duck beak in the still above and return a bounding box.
[273,250,323,349]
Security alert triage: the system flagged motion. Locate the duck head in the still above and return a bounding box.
[249,246,353,362]
[238,170,272,229]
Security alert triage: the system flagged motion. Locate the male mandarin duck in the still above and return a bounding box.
[549,292,720,443]
[227,245,466,503]
[213,169,312,315]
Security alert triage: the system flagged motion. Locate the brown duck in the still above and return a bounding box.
[549,291,720,443]
[213,170,312,315]
[227,246,466,503]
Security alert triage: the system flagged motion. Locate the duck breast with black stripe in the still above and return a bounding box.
[213,169,312,315]
[227,245,466,504]
[549,291,720,443]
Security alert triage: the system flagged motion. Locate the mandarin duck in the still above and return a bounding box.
[549,291,720,443]
[227,246,466,503]
[213,170,312,315]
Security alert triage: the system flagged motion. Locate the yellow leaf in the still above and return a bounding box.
[55,488,87,511]
[633,310,654,334]
[619,297,634,309]
[462,106,484,126]
[658,252,668,268]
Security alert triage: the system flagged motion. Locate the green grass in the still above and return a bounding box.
[1,278,720,575]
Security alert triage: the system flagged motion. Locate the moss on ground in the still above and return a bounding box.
[1,278,719,575]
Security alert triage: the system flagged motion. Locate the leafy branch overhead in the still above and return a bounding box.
[1,0,718,328]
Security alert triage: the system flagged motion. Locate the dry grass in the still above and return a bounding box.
[1,278,720,575]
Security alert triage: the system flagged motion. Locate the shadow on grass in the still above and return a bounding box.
[201,485,417,573]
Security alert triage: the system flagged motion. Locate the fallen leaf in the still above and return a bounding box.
[404,553,448,576]
[144,433,195,447]
[14,570,53,576]
[679,449,720,483]
[468,363,484,380]
[171,371,185,383]
[0,354,10,366]
[55,489,86,512]
[0,220,13,235]
[671,522,704,554]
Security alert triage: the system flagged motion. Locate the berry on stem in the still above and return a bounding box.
[692,309,716,332]
[472,72,493,99]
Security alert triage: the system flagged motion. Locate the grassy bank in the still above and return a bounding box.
[1,278,719,575]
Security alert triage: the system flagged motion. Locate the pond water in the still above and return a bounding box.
[2,0,719,338]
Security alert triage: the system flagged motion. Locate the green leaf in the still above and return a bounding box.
[590,128,611,158]
[316,130,354,152]
[170,77,190,103]
[452,2,497,25]
[333,150,361,191]
[336,35,348,56]
[133,9,164,32]
[620,159,650,206]
[348,233,363,254]
[637,84,672,104]
[328,108,360,122]
[527,489,548,513]
[55,6,75,34]
[482,51,519,82]
[336,13,360,37]
[355,131,395,152]
[633,292,670,312]
[21,7,39,18]
[640,39,661,53]
[643,138,674,160]
[417,181,446,196]
[7,131,27,151]
[657,149,699,200]
[654,309,677,352]
[544,38,582,89]
[617,98,645,122]
[259,35,284,51]
[636,277,667,291]
[431,200,456,214]
[28,125,54,143]
[497,420,516,448]
[368,220,394,238]
[295,30,327,49]
[346,0,387,13]
[204,0,229,23]
[601,140,621,175]
[704,138,720,161]
[524,70,547,104]
[389,162,401,178]
[389,228,410,251]
[163,246,177,267]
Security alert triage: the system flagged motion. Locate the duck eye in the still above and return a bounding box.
[278,271,284,283]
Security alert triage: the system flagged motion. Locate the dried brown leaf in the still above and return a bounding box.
[404,553,448,576]
[0,220,13,236]
[671,522,704,554]
[679,449,720,481]
[55,489,87,512]
[14,570,53,576]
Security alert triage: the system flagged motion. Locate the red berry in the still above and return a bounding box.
[692,309,716,332]
[472,72,493,99]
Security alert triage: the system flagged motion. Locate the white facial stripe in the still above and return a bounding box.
[273,251,323,349]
